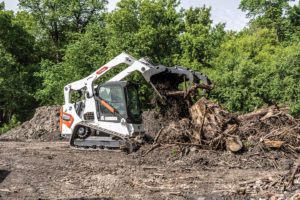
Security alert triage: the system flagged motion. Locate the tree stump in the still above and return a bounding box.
[189,97,240,150]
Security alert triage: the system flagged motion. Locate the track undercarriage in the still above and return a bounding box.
[70,122,143,152]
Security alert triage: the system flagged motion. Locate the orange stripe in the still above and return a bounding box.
[59,107,63,133]
[101,100,115,113]
[96,66,108,75]
[62,112,74,128]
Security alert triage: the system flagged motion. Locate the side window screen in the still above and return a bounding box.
[128,87,140,115]
[99,85,126,115]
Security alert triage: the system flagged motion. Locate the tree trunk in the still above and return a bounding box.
[54,21,60,63]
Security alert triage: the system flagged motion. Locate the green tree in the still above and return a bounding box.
[285,2,300,40]
[178,6,227,70]
[0,43,35,125]
[0,10,38,124]
[0,2,4,10]
[207,27,300,116]
[239,0,294,41]
[208,28,278,111]
[35,22,109,105]
[0,43,16,124]
[267,41,300,116]
[19,0,108,62]
[0,10,36,67]
[288,2,300,28]
[106,0,183,65]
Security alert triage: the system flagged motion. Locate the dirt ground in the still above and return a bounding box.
[0,103,299,199]
[0,140,299,200]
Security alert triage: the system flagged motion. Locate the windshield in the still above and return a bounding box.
[99,85,126,115]
[127,86,141,121]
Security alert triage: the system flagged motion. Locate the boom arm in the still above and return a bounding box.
[64,53,153,104]
[64,52,213,104]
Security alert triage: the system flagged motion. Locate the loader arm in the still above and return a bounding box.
[64,52,150,104]
[64,52,213,104]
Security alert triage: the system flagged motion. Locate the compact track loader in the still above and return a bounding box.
[60,53,213,151]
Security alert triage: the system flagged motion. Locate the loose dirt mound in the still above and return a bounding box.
[0,106,62,141]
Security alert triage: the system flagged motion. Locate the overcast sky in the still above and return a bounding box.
[1,0,250,31]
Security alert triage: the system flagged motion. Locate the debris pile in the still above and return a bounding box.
[188,97,240,151]
[150,79,190,119]
[0,106,62,141]
[238,105,300,152]
[150,74,214,120]
[144,96,300,153]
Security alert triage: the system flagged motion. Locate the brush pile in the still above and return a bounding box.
[238,105,299,151]
[145,97,300,153]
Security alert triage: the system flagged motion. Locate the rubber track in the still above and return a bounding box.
[70,121,129,149]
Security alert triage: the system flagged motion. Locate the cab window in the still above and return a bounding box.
[127,86,142,122]
[99,85,126,115]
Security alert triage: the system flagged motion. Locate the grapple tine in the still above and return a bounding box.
[169,66,195,93]
[194,72,212,85]
[142,64,213,98]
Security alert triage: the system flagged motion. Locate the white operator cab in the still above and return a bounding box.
[60,52,152,149]
[61,80,144,137]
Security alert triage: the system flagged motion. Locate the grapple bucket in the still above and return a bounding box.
[142,64,214,99]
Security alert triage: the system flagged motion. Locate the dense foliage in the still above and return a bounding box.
[0,0,299,128]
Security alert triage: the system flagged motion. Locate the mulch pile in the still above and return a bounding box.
[0,106,62,141]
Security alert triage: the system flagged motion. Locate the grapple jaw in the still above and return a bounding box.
[142,64,214,99]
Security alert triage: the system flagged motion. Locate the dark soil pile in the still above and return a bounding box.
[142,111,164,139]
[0,106,62,141]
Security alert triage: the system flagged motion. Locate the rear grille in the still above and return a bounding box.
[84,112,94,120]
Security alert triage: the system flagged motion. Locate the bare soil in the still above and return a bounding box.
[0,141,299,200]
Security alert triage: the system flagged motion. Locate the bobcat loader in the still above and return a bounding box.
[60,52,212,151]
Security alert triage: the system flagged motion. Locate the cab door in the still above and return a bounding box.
[98,84,127,122]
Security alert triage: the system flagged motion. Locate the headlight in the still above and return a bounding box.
[62,114,71,121]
